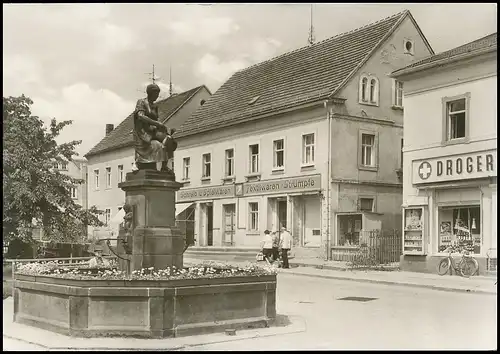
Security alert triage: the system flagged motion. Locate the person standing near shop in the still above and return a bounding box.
[280,226,292,269]
[260,230,274,264]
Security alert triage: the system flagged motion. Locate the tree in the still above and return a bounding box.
[3,95,104,245]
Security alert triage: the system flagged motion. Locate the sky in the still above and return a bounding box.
[3,3,497,157]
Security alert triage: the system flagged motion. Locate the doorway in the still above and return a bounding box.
[223,204,236,246]
[278,199,287,230]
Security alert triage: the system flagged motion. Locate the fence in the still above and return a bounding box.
[331,229,402,267]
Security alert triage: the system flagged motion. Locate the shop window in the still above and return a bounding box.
[302,133,315,166]
[438,205,480,254]
[359,198,374,212]
[118,165,124,184]
[183,157,190,180]
[360,133,375,167]
[249,144,259,174]
[337,214,363,246]
[225,149,234,177]
[202,153,211,178]
[443,94,470,144]
[273,139,285,170]
[94,169,100,190]
[106,167,112,188]
[248,202,259,231]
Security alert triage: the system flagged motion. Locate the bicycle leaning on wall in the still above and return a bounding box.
[437,244,479,278]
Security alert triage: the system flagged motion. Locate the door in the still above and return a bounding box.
[223,204,236,246]
[207,204,213,246]
[277,199,287,243]
[303,197,321,247]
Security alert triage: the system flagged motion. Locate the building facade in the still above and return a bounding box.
[84,86,212,241]
[174,10,434,260]
[392,33,497,273]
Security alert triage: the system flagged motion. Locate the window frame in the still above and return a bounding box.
[301,132,316,167]
[70,186,78,199]
[393,79,404,108]
[93,169,100,190]
[104,208,111,227]
[248,202,259,232]
[403,38,415,55]
[272,138,286,171]
[248,143,260,174]
[60,162,68,171]
[118,164,124,184]
[202,153,211,179]
[442,93,471,146]
[359,74,379,106]
[182,157,191,181]
[358,130,379,171]
[225,148,235,177]
[105,166,112,189]
[358,196,376,212]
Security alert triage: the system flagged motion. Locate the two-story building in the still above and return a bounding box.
[84,85,212,240]
[174,10,434,260]
[391,33,497,273]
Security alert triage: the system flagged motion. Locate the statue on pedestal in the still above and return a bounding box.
[133,83,177,178]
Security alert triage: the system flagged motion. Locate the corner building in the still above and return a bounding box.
[175,10,434,259]
[392,33,497,273]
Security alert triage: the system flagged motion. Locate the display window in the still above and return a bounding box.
[438,205,480,254]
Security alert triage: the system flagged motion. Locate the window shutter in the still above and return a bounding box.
[391,79,396,106]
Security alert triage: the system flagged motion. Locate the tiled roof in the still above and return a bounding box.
[176,10,410,138]
[85,86,205,157]
[393,33,497,76]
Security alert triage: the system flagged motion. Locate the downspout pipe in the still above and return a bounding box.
[324,100,332,261]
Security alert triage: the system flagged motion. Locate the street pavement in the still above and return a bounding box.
[3,273,496,351]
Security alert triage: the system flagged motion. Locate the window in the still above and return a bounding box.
[70,187,77,199]
[225,149,234,177]
[394,80,404,107]
[302,134,315,165]
[359,75,379,105]
[183,157,190,180]
[403,39,414,55]
[118,165,124,183]
[53,162,59,169]
[273,139,284,169]
[248,202,259,231]
[60,162,68,170]
[249,144,259,174]
[359,198,374,212]
[94,169,100,189]
[438,206,481,254]
[106,167,111,188]
[202,153,211,178]
[337,214,363,246]
[361,77,368,102]
[446,98,467,141]
[361,133,375,167]
[104,208,111,227]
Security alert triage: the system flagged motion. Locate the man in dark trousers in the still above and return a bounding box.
[280,226,292,269]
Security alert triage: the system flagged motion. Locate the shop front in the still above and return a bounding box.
[401,149,497,274]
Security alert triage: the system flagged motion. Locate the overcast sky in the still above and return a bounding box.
[3,3,497,156]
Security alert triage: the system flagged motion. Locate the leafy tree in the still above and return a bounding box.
[3,95,104,245]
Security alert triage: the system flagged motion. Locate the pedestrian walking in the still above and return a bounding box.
[260,230,274,264]
[271,228,280,262]
[280,226,292,269]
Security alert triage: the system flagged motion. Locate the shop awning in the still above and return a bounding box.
[176,202,194,217]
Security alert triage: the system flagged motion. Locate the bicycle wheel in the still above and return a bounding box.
[460,257,478,278]
[437,258,451,275]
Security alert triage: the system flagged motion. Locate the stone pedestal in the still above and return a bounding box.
[118,170,184,271]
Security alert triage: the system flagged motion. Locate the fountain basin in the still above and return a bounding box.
[13,273,277,338]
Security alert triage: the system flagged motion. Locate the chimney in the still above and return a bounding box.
[105,124,114,136]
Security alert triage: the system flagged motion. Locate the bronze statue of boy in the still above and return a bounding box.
[133,83,177,176]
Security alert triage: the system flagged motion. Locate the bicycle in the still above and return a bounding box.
[437,248,478,278]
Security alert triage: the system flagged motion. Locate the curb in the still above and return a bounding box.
[282,270,497,296]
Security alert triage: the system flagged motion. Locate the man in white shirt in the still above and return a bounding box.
[280,226,292,269]
[89,245,111,269]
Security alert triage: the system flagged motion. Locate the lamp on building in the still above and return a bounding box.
[472,218,477,230]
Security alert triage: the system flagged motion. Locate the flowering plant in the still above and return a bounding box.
[15,260,277,280]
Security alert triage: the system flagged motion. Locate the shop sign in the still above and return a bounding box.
[177,185,235,202]
[412,149,496,184]
[243,174,321,196]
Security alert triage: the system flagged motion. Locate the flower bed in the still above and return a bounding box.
[15,260,277,280]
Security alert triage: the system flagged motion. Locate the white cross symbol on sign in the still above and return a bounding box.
[418,162,432,180]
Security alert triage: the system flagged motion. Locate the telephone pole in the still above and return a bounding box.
[307,4,316,45]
